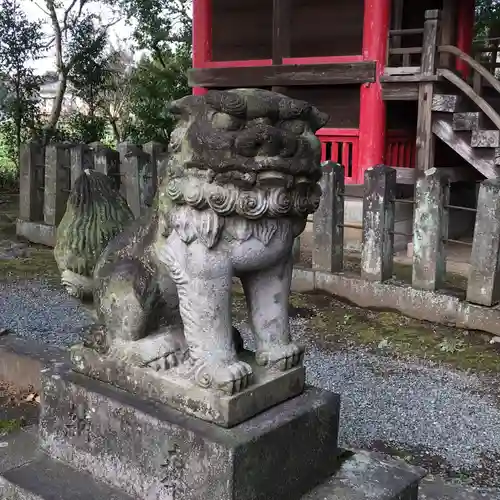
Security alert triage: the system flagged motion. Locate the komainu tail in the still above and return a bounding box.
[54,169,134,299]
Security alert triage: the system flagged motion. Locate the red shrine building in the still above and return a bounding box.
[189,0,489,185]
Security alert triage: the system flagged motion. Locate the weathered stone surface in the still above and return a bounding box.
[0,430,133,500]
[361,165,396,282]
[40,366,341,500]
[53,170,134,300]
[19,142,44,223]
[54,89,328,419]
[301,450,425,500]
[290,267,500,337]
[43,144,71,227]
[467,179,500,306]
[419,477,500,500]
[313,162,344,273]
[71,344,305,427]
[0,427,39,475]
[412,168,449,291]
[15,220,56,247]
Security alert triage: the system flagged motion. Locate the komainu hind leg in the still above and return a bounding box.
[93,260,183,368]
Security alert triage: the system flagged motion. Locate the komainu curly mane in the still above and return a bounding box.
[54,170,134,298]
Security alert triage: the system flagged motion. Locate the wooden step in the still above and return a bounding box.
[452,112,486,131]
[494,148,500,165]
[471,129,500,148]
[432,114,500,179]
[432,94,463,112]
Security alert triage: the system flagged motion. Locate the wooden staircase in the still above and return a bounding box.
[431,94,500,179]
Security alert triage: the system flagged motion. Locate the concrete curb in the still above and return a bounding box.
[292,267,500,337]
[0,336,67,392]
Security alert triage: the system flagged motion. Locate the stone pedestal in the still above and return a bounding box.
[71,344,305,428]
[40,365,340,500]
[0,361,426,500]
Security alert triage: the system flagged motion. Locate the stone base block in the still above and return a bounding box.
[0,428,133,500]
[303,450,425,500]
[71,344,305,428]
[40,366,341,500]
[0,428,425,500]
[15,219,56,247]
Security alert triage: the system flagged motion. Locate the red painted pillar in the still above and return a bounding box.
[358,0,391,183]
[192,0,212,96]
[456,0,475,78]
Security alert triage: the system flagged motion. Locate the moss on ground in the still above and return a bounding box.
[233,283,500,375]
[0,418,22,435]
[0,194,59,282]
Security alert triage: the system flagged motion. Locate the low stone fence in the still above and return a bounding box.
[293,163,500,336]
[16,141,167,246]
[17,144,500,336]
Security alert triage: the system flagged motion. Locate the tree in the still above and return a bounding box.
[118,46,190,144]
[66,16,111,142]
[34,0,120,141]
[0,0,43,167]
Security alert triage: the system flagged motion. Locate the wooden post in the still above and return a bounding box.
[19,142,44,222]
[390,0,404,65]
[312,163,345,273]
[439,0,457,68]
[192,0,212,96]
[361,165,396,282]
[44,144,71,226]
[70,144,92,189]
[467,179,500,306]
[358,0,391,182]
[117,142,149,218]
[412,168,450,291]
[416,10,440,173]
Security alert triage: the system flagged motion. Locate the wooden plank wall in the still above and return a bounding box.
[286,86,361,128]
[212,0,273,61]
[290,0,364,57]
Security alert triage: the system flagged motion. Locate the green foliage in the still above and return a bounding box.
[0,0,43,174]
[121,47,190,144]
[476,0,500,37]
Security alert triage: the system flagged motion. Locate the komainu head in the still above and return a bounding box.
[159,88,329,220]
[54,170,134,298]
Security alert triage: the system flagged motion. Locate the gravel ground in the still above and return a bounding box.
[236,315,500,489]
[0,280,93,346]
[2,278,500,491]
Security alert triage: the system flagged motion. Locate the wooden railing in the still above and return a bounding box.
[473,37,500,77]
[387,27,425,71]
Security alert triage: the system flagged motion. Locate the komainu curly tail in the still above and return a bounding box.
[54,169,134,300]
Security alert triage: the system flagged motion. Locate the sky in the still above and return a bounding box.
[20,0,134,74]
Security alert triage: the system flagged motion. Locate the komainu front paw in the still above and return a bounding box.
[255,343,304,371]
[191,359,254,395]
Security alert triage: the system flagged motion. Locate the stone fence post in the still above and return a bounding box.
[44,144,72,227]
[91,142,121,190]
[19,142,45,222]
[312,162,345,273]
[361,165,396,282]
[117,142,150,218]
[412,168,450,291]
[467,179,500,306]
[70,144,93,189]
[143,141,168,195]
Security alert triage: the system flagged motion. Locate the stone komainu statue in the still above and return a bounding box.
[55,88,328,397]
